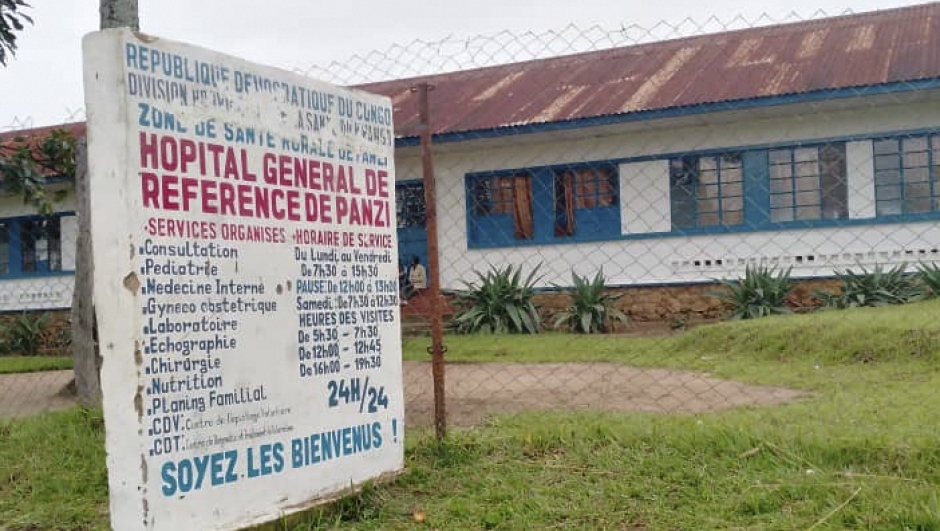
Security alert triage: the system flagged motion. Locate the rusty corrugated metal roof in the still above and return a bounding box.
[6,4,940,145]
[358,2,940,139]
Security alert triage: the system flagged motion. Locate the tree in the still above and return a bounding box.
[100,0,138,30]
[68,0,140,406]
[0,129,75,214]
[0,1,139,406]
[64,0,141,405]
[1,0,141,67]
[0,0,31,66]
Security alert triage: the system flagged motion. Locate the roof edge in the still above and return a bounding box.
[394,76,940,147]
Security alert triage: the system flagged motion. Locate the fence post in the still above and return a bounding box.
[416,82,447,440]
[71,140,101,406]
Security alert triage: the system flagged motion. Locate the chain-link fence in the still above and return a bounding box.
[371,10,940,525]
[0,95,94,423]
[4,5,940,528]
[329,5,940,439]
[0,122,78,418]
[381,10,940,525]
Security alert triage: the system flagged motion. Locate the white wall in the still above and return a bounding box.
[0,276,74,311]
[620,160,671,235]
[0,186,76,218]
[394,96,940,288]
[846,140,876,219]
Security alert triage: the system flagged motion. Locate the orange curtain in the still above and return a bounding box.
[492,178,514,214]
[576,170,593,209]
[512,175,534,239]
[597,168,615,207]
[562,172,576,235]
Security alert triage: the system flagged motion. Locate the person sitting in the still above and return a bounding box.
[398,261,411,305]
[408,256,427,293]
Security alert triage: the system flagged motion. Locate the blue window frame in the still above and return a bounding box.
[669,154,744,229]
[553,165,618,238]
[467,173,534,246]
[768,143,847,222]
[0,224,9,276]
[466,165,621,248]
[874,135,940,216]
[463,128,940,247]
[0,214,70,279]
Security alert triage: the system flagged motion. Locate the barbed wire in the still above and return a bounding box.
[295,8,855,86]
[3,8,855,129]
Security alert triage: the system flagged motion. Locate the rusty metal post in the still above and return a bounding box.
[416,82,447,440]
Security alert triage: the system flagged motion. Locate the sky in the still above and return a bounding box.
[0,0,929,129]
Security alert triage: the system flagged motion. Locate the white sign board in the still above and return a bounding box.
[82,29,403,531]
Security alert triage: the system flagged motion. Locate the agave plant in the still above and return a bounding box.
[452,264,542,334]
[552,269,627,333]
[917,262,940,298]
[711,265,793,319]
[817,264,923,309]
[0,312,49,356]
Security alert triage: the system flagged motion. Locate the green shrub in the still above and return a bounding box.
[917,262,940,298]
[552,269,627,333]
[711,265,793,319]
[0,312,50,356]
[817,264,923,309]
[57,325,72,349]
[452,264,542,334]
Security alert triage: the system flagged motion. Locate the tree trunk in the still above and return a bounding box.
[100,0,139,30]
[73,1,140,404]
[71,141,101,406]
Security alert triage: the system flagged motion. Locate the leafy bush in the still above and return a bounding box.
[552,269,627,333]
[817,264,923,309]
[711,265,793,319]
[57,325,72,349]
[917,262,940,298]
[452,264,542,334]
[0,128,76,214]
[0,312,50,356]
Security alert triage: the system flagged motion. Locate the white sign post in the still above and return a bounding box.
[82,29,404,531]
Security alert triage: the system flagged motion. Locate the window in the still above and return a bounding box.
[768,143,847,222]
[467,165,621,248]
[670,154,744,229]
[470,174,533,240]
[395,182,426,228]
[553,166,618,237]
[21,218,62,273]
[0,215,69,278]
[874,135,940,216]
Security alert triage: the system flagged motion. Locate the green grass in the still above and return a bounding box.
[0,356,73,375]
[6,301,940,529]
[0,408,108,530]
[405,299,940,388]
[263,415,940,531]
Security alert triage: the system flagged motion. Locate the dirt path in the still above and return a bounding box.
[402,361,805,426]
[1,363,805,425]
[0,370,75,418]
